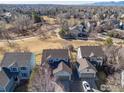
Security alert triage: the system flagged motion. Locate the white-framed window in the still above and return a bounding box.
[10,67,18,72]
[97,57,102,61]
[21,73,28,77]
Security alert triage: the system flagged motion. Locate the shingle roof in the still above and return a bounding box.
[77,58,97,72]
[0,70,9,88]
[0,52,33,67]
[79,46,104,57]
[53,62,72,74]
[42,49,69,62]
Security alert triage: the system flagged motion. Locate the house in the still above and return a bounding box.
[77,58,97,79]
[53,62,72,80]
[41,49,71,91]
[69,24,88,39]
[0,70,15,92]
[119,21,124,30]
[77,46,105,67]
[0,52,35,83]
[4,12,12,18]
[42,49,70,68]
[53,62,72,92]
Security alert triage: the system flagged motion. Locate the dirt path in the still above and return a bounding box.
[0,27,103,64]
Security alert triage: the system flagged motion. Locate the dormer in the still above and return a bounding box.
[8,61,19,72]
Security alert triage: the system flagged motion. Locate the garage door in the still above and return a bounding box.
[58,76,70,80]
[81,73,95,78]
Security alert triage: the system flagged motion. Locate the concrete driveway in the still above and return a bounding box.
[81,78,98,91]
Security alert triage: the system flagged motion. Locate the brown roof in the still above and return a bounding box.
[53,62,72,74]
[42,49,69,62]
[0,70,9,88]
[0,52,33,67]
[79,46,104,57]
[77,58,97,72]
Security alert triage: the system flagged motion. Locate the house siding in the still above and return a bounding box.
[30,53,35,70]
[80,73,95,78]
[18,54,35,80]
[77,48,82,60]
[79,68,96,78]
[54,71,71,80]
[0,86,4,92]
[19,67,30,80]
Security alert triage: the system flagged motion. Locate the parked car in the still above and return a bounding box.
[82,81,91,92]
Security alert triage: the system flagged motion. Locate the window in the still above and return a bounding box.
[97,57,102,60]
[21,67,26,70]
[11,67,18,72]
[22,73,28,77]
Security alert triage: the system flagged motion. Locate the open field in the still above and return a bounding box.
[0,28,103,65]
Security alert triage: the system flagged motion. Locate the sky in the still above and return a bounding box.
[0,0,124,4]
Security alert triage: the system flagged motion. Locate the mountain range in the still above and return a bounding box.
[93,1,124,6]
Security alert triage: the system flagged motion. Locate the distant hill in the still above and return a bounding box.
[93,1,124,6]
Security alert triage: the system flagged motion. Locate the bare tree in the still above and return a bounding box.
[14,14,33,36]
[103,46,121,65]
[28,63,63,92]
[0,22,12,45]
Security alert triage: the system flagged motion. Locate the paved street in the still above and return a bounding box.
[70,63,98,92]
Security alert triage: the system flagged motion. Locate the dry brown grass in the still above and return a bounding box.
[0,28,103,65]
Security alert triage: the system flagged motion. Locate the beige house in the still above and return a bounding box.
[77,46,105,67]
[77,58,97,79]
[53,62,72,80]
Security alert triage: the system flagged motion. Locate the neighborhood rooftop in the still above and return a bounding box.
[42,49,69,62]
[79,46,104,57]
[0,52,33,67]
[53,62,72,74]
[77,58,97,72]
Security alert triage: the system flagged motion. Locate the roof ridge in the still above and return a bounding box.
[53,62,72,74]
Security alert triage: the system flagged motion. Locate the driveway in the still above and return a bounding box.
[70,63,83,92]
[81,78,98,90]
[57,63,98,92]
[70,81,83,92]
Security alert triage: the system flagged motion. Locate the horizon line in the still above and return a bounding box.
[0,1,123,5]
